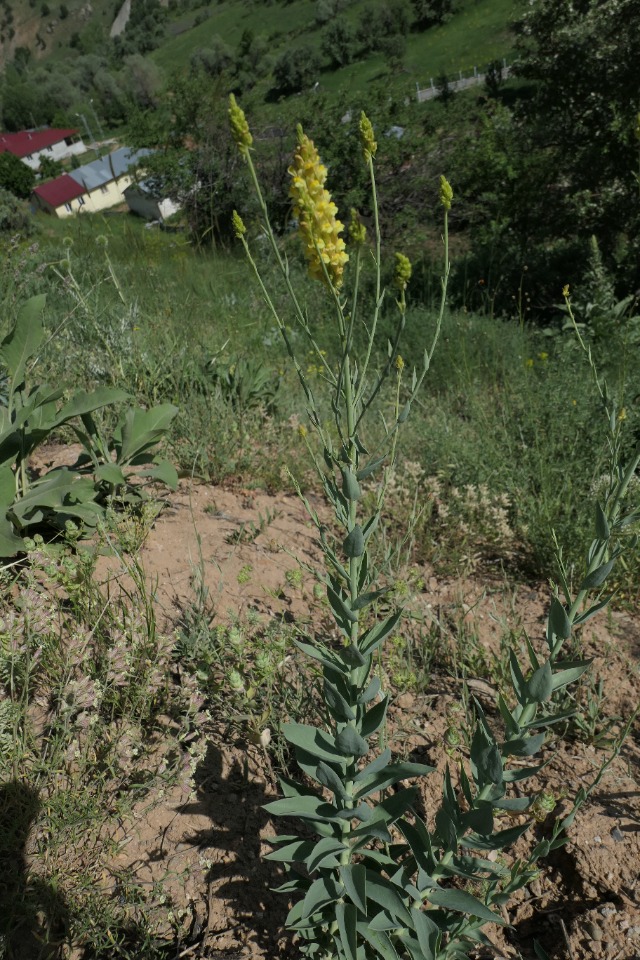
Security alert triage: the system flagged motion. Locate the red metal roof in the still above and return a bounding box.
[0,128,79,159]
[34,173,86,208]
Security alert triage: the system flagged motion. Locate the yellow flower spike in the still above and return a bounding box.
[394,252,412,291]
[359,112,377,161]
[348,208,367,246]
[618,407,627,422]
[439,175,453,211]
[395,354,405,371]
[288,126,348,288]
[232,210,246,238]
[562,284,570,298]
[228,94,253,157]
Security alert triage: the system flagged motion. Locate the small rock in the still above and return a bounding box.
[529,880,542,898]
[594,835,602,843]
[600,903,617,917]
[586,921,604,941]
[610,825,625,842]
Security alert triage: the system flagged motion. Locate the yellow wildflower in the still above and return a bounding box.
[618,407,627,422]
[439,175,453,211]
[562,284,570,298]
[395,355,405,371]
[538,351,548,362]
[394,252,412,290]
[232,210,246,238]
[228,94,253,157]
[288,126,348,288]
[525,358,534,368]
[359,112,377,161]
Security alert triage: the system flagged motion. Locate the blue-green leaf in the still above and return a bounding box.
[340,863,367,914]
[336,902,358,960]
[427,887,505,925]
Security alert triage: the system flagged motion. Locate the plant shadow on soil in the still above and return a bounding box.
[179,740,292,958]
[0,781,69,960]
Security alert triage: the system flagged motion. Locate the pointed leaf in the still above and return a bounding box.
[340,864,367,914]
[336,902,358,960]
[1,295,46,389]
[343,524,364,558]
[427,887,505,925]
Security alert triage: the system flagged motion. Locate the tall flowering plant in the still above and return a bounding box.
[229,96,639,960]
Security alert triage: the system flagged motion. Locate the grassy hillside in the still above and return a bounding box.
[152,0,519,94]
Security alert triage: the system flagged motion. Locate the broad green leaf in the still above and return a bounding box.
[316,761,349,800]
[356,455,387,481]
[327,584,358,624]
[0,465,16,508]
[595,502,610,540]
[427,887,505,925]
[282,723,343,764]
[470,718,503,789]
[548,597,571,641]
[581,558,615,590]
[0,295,46,390]
[116,403,178,464]
[133,460,179,490]
[502,732,545,757]
[357,922,400,960]
[411,907,438,960]
[335,726,369,758]
[341,467,362,501]
[340,863,367,914]
[527,660,553,703]
[354,748,392,783]
[343,524,364,558]
[461,822,529,850]
[336,902,358,960]
[359,677,381,704]
[306,837,348,873]
[365,873,413,926]
[263,794,337,822]
[573,595,614,626]
[301,875,341,921]
[324,680,356,722]
[509,650,527,705]
[0,516,24,557]
[53,387,129,427]
[361,696,388,738]
[550,659,592,691]
[95,463,127,486]
[264,839,315,862]
[360,609,403,655]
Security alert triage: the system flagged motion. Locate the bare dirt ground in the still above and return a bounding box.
[87,477,640,960]
[16,447,640,960]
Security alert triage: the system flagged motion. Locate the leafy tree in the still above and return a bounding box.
[272,45,321,95]
[0,186,32,235]
[320,17,357,68]
[0,153,36,199]
[412,0,454,30]
[511,0,640,296]
[38,155,64,179]
[190,37,234,78]
[357,0,412,52]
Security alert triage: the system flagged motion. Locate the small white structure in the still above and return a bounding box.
[124,178,181,222]
[0,128,86,171]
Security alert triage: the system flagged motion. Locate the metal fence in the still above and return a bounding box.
[416,60,512,102]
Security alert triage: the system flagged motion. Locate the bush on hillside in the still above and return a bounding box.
[0,187,33,235]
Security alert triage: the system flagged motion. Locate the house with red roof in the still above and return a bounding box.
[0,128,86,171]
[32,174,88,217]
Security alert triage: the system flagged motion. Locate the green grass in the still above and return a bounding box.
[152,0,522,105]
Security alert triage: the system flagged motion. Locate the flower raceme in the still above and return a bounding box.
[288,126,348,288]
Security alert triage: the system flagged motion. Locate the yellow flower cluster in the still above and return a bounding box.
[228,94,253,158]
[394,252,412,290]
[439,175,453,211]
[359,112,377,161]
[288,126,348,288]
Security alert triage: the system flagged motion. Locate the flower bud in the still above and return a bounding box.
[394,252,412,290]
[439,175,453,211]
[232,210,246,238]
[348,208,367,246]
[359,112,377,161]
[228,94,253,157]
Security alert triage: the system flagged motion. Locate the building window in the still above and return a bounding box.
[47,146,53,152]
[78,196,85,206]
[64,203,72,212]
[100,185,108,194]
